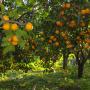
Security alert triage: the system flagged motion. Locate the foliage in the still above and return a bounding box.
[0,63,89,90]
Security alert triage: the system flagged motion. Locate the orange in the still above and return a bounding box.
[63,36,68,40]
[85,8,90,14]
[12,35,19,42]
[55,30,60,34]
[2,15,9,21]
[61,32,66,37]
[81,10,86,15]
[76,36,80,40]
[54,42,60,46]
[78,40,82,44]
[80,22,86,27]
[80,31,85,35]
[85,39,90,43]
[53,37,57,41]
[65,40,71,44]
[84,45,90,49]
[31,39,35,43]
[25,22,33,31]
[48,40,52,44]
[66,44,73,48]
[50,36,55,40]
[69,20,76,28]
[87,29,90,33]
[80,8,90,15]
[11,23,18,31]
[11,41,18,46]
[56,21,64,27]
[32,45,35,49]
[59,11,64,16]
[62,3,71,9]
[2,23,10,30]
[65,3,71,9]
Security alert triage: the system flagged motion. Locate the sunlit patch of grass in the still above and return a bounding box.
[0,62,89,90]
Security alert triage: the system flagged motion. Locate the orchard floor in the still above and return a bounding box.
[0,63,90,90]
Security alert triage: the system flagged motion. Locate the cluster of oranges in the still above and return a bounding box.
[76,30,90,49]
[68,20,76,28]
[54,2,90,49]
[8,35,19,46]
[48,30,74,48]
[2,15,33,31]
[1,15,33,46]
[62,3,71,9]
[58,2,90,28]
[60,31,73,49]
[2,23,19,31]
[56,21,64,27]
[81,8,90,15]
[48,35,60,47]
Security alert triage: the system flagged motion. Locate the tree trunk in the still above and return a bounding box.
[78,63,84,79]
[63,53,68,70]
[75,50,87,79]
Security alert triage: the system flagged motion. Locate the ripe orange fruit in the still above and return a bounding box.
[76,36,80,40]
[11,41,18,46]
[80,31,85,35]
[48,40,52,44]
[25,22,33,31]
[50,36,55,40]
[81,10,86,15]
[10,35,19,45]
[2,15,9,21]
[87,29,90,33]
[12,35,19,42]
[80,8,90,15]
[85,39,90,43]
[32,45,35,49]
[69,20,76,28]
[84,45,90,49]
[85,8,90,14]
[56,21,64,27]
[65,40,71,44]
[80,22,86,27]
[65,3,71,9]
[59,11,64,16]
[2,23,10,30]
[62,3,71,9]
[61,32,66,37]
[55,30,60,34]
[53,37,57,41]
[63,36,68,40]
[11,23,18,31]
[66,44,73,48]
[54,42,60,46]
[78,40,82,44]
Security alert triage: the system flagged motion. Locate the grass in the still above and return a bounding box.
[0,62,89,90]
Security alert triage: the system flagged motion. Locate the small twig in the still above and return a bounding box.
[3,20,25,26]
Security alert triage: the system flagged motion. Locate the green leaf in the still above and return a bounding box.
[3,45,15,55]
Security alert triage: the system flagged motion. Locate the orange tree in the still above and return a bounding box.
[54,0,90,78]
[0,0,56,71]
[0,0,90,78]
